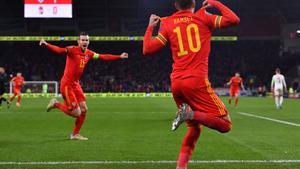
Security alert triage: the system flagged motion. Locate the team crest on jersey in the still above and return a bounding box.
[38,0,44,3]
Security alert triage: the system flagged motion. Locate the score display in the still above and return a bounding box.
[24,0,72,18]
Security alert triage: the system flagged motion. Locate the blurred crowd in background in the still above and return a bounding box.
[1,40,300,95]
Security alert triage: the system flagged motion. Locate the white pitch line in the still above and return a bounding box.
[239,112,300,127]
[0,160,300,165]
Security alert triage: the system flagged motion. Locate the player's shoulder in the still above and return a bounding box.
[66,45,75,49]
[195,7,211,18]
[160,16,170,25]
[86,49,95,55]
[66,45,76,51]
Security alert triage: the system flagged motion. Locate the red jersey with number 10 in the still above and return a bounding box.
[157,8,221,80]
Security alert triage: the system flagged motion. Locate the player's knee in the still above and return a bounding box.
[80,106,88,113]
[219,123,232,133]
[72,109,81,117]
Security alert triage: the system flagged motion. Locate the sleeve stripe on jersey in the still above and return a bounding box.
[156,36,167,45]
[156,34,167,45]
[155,37,167,45]
[218,16,223,28]
[158,33,168,42]
[214,16,222,29]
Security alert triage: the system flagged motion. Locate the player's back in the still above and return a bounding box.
[160,8,217,80]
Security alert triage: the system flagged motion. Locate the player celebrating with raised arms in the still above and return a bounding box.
[9,72,25,107]
[143,0,239,168]
[40,32,128,140]
[227,72,245,107]
[271,68,287,109]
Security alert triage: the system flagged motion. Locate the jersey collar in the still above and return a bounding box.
[173,10,193,16]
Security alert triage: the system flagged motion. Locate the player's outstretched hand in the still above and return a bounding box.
[39,39,48,47]
[148,14,160,27]
[203,0,218,8]
[120,53,129,59]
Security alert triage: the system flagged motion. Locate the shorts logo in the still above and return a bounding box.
[72,102,77,107]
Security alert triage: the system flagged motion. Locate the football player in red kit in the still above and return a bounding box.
[40,32,128,140]
[9,73,25,107]
[143,0,240,168]
[227,72,245,107]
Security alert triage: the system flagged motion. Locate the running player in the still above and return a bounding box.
[227,72,245,107]
[9,72,24,107]
[143,0,239,168]
[271,68,287,109]
[39,32,128,140]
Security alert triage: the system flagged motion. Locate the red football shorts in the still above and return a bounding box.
[60,82,86,110]
[172,77,228,121]
[13,87,21,95]
[230,88,240,97]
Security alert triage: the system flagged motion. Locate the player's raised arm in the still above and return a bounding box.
[39,39,68,55]
[200,0,240,29]
[92,52,128,61]
[143,14,167,55]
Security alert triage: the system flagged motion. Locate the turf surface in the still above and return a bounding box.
[0,97,299,169]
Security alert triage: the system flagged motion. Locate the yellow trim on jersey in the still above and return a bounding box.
[157,35,167,45]
[218,16,223,28]
[158,33,167,42]
[205,79,226,116]
[156,33,168,45]
[214,16,222,29]
[155,37,166,45]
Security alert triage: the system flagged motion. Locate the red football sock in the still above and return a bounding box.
[193,111,232,133]
[17,95,21,103]
[54,103,76,118]
[177,126,202,169]
[234,98,238,106]
[73,110,87,135]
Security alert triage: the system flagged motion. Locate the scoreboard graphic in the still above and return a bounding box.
[24,0,72,18]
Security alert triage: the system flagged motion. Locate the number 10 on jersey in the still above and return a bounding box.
[173,23,201,57]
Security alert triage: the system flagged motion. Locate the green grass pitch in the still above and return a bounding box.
[0,97,299,169]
